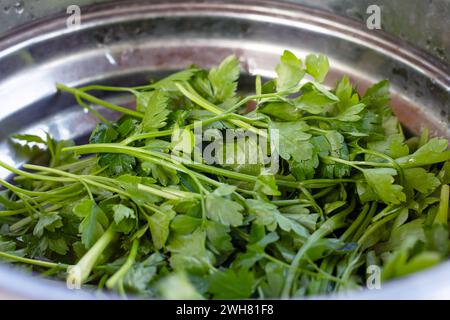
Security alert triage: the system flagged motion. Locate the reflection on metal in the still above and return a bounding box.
[0,0,449,65]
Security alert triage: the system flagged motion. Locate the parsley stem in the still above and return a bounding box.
[75,94,112,126]
[56,83,144,119]
[79,84,138,94]
[271,199,310,206]
[106,239,139,290]
[120,129,172,145]
[282,206,351,298]
[1,200,69,217]
[263,253,345,284]
[312,186,335,199]
[357,209,402,246]
[301,115,333,122]
[305,257,345,285]
[371,205,400,223]
[10,215,34,231]
[222,92,280,114]
[321,156,363,171]
[340,204,370,241]
[357,148,405,185]
[336,251,362,292]
[0,178,66,198]
[299,185,323,219]
[0,209,27,216]
[120,112,255,145]
[175,82,266,137]
[86,176,188,201]
[0,251,69,269]
[63,144,357,192]
[351,202,377,242]
[0,160,73,183]
[67,225,117,285]
[434,184,449,225]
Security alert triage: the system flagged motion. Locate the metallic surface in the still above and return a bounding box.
[0,0,449,299]
[1,0,449,66]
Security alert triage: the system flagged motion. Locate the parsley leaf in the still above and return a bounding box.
[398,138,450,166]
[270,121,312,162]
[246,199,309,237]
[305,53,329,83]
[404,168,440,194]
[112,204,136,234]
[254,172,281,196]
[208,268,254,299]
[294,90,336,114]
[208,55,240,104]
[147,204,176,250]
[90,123,118,144]
[33,213,63,237]
[141,90,170,132]
[168,229,213,274]
[73,199,109,249]
[99,153,136,176]
[363,168,406,204]
[205,186,244,227]
[275,50,304,93]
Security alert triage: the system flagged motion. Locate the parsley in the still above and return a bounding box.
[0,51,449,299]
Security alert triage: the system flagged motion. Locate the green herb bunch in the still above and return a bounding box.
[0,50,449,299]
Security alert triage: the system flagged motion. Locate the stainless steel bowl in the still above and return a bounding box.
[0,0,449,299]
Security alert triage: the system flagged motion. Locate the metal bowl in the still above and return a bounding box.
[0,0,449,299]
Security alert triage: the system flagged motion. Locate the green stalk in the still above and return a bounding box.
[434,184,449,225]
[281,204,353,298]
[175,82,266,137]
[75,94,111,125]
[336,251,363,292]
[340,204,370,241]
[0,178,66,198]
[119,112,251,145]
[371,205,401,223]
[106,239,139,290]
[24,163,186,201]
[301,115,334,122]
[67,225,116,285]
[223,93,280,114]
[79,84,138,94]
[271,199,310,206]
[263,253,345,284]
[62,143,356,192]
[320,156,363,171]
[56,83,143,119]
[0,160,73,183]
[351,202,377,242]
[0,209,28,217]
[0,251,69,269]
[10,216,34,231]
[357,148,405,185]
[357,209,402,246]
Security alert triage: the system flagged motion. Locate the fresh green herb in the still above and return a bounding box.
[0,51,449,299]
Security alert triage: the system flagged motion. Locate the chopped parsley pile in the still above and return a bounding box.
[0,51,449,299]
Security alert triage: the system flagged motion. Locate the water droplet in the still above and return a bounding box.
[14,1,24,14]
[105,52,117,66]
[408,158,416,163]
